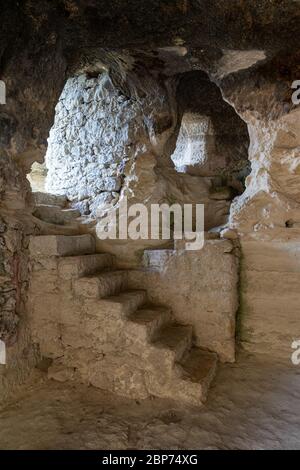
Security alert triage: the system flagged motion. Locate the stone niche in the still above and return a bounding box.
[172,71,250,194]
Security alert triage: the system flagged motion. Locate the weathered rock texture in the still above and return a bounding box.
[27,162,47,193]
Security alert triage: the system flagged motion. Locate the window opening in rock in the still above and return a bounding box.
[171,71,250,200]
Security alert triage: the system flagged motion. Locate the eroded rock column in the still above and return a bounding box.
[221,61,300,359]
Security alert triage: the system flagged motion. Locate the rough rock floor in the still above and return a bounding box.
[0,352,299,450]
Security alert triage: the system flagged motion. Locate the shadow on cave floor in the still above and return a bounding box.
[0,351,299,450]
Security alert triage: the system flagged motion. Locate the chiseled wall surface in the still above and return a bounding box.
[240,240,300,361]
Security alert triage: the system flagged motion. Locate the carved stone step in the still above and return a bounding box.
[31,192,68,208]
[73,271,128,298]
[57,253,115,279]
[32,218,82,236]
[173,348,218,405]
[146,347,217,406]
[150,324,193,365]
[128,306,172,341]
[33,204,80,225]
[96,290,147,318]
[29,234,95,257]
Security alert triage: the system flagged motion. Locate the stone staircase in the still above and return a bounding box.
[31,191,83,228]
[28,232,218,406]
